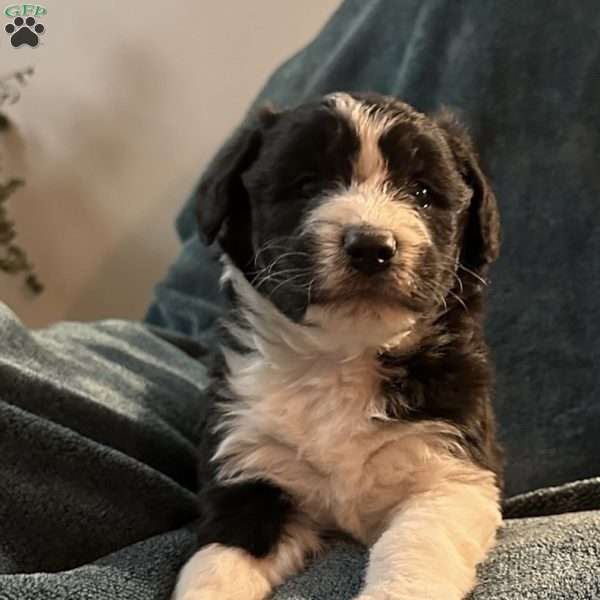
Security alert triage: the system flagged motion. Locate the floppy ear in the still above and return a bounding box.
[434,110,501,273]
[195,107,277,267]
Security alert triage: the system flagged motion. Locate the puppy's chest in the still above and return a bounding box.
[216,352,433,542]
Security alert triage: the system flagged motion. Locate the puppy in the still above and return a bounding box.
[173,92,503,600]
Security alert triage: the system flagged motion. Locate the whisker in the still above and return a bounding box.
[458,263,488,286]
[255,249,307,270]
[434,252,488,287]
[253,235,308,266]
[306,277,317,304]
[436,265,464,294]
[447,289,468,313]
[254,267,311,290]
[254,251,311,278]
[269,272,312,296]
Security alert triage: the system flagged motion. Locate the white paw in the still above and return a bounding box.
[172,544,272,600]
[354,590,460,600]
[174,588,222,600]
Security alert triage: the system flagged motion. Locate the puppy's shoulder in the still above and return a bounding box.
[380,318,504,486]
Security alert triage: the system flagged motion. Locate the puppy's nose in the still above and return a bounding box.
[343,227,397,275]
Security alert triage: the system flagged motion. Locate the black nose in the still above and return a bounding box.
[343,227,398,275]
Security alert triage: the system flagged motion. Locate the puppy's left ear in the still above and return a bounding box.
[434,110,501,273]
[195,106,278,267]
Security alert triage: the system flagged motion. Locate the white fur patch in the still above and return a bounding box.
[212,264,495,554]
[305,94,434,307]
[359,471,501,600]
[329,92,400,184]
[172,517,321,600]
[303,184,432,302]
[172,544,271,600]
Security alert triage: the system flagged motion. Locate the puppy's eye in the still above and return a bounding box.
[414,183,432,208]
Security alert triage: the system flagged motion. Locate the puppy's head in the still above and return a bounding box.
[196,93,499,341]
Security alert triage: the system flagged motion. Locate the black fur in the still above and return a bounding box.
[196,479,293,558]
[193,92,504,560]
[191,331,301,559]
[197,100,360,320]
[379,322,503,486]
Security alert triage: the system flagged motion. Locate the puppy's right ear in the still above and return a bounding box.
[195,107,277,247]
[434,109,501,273]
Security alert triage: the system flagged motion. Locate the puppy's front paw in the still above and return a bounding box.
[354,590,461,600]
[172,544,272,600]
[174,589,222,600]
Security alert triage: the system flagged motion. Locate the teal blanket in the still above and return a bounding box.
[2,0,600,598]
[1,307,599,599]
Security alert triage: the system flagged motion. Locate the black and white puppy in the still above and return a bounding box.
[173,92,503,600]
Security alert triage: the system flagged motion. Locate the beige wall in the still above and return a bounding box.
[0,0,339,327]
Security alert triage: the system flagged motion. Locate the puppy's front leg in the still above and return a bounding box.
[356,465,501,600]
[172,515,321,600]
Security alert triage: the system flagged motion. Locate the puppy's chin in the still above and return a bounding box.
[303,301,418,352]
[224,259,419,354]
[312,285,428,314]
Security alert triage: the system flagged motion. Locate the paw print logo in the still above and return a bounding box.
[5,16,45,48]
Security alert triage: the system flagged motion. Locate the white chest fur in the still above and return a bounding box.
[212,266,464,544]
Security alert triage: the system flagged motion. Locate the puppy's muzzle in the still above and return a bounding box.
[343,226,398,275]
